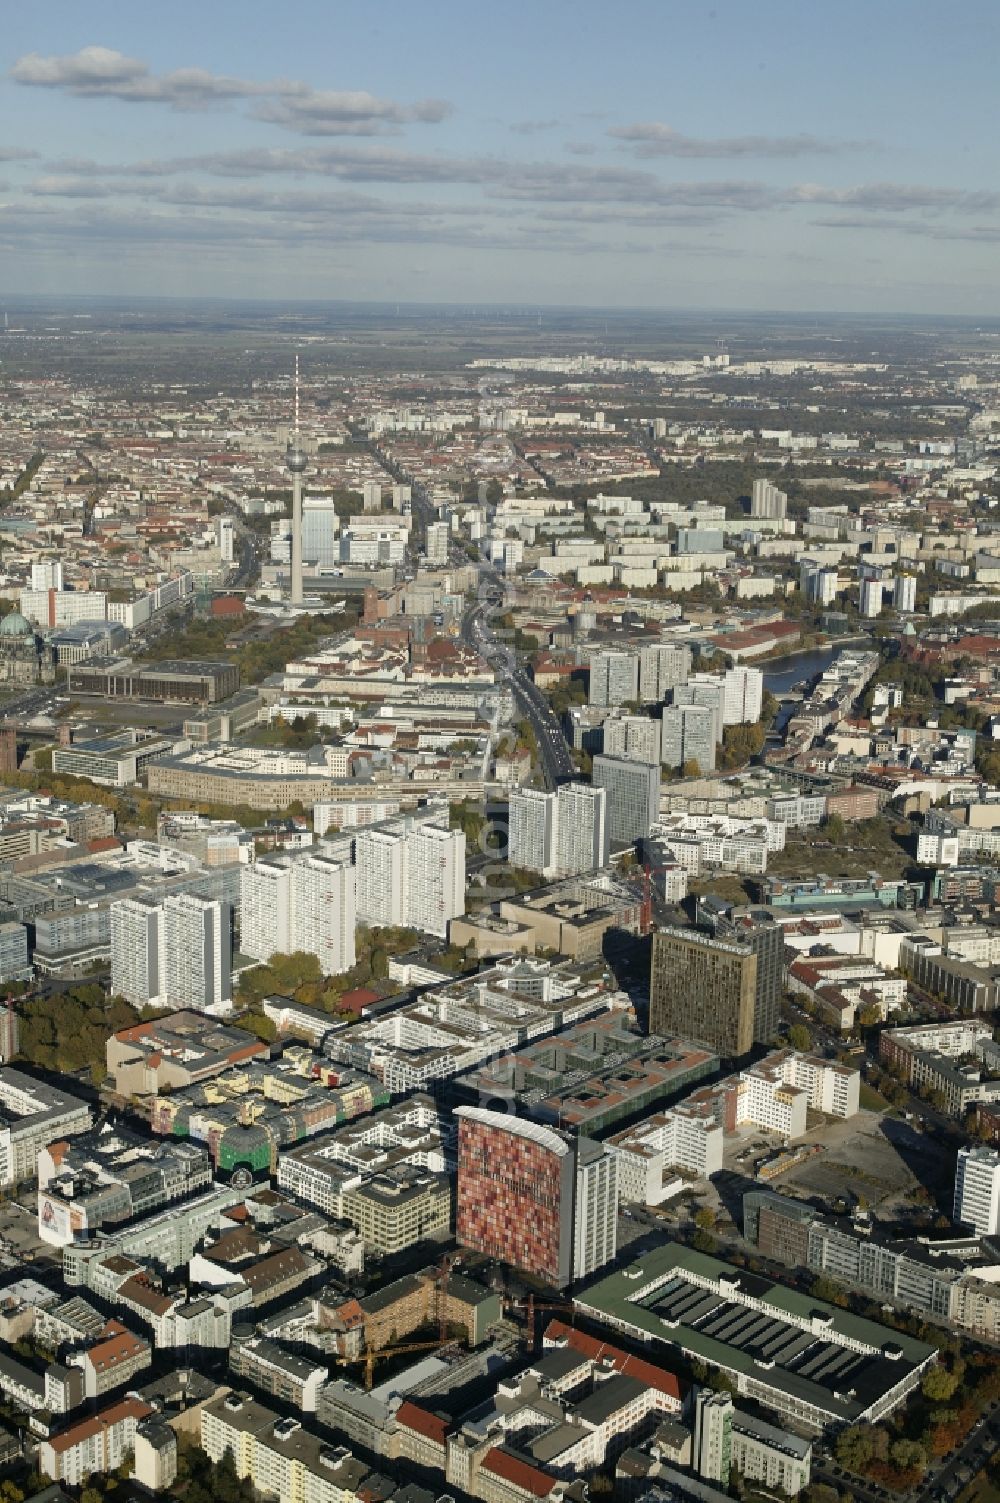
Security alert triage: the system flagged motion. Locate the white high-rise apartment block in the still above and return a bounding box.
[589,650,639,708]
[290,853,356,975]
[111,894,231,1015]
[110,899,163,1007]
[241,857,295,962]
[602,715,661,766]
[426,521,450,564]
[673,676,726,742]
[217,517,235,564]
[162,894,232,1017]
[241,852,355,974]
[362,480,383,512]
[894,573,917,612]
[407,824,465,939]
[508,788,558,877]
[954,1146,1000,1235]
[573,1141,618,1280]
[354,808,465,939]
[355,828,409,928]
[556,783,610,876]
[722,666,763,726]
[750,479,787,520]
[31,560,64,592]
[638,643,691,703]
[860,576,885,618]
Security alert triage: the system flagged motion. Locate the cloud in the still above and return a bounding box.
[251,87,451,136]
[610,122,865,158]
[790,181,1000,213]
[0,146,38,162]
[10,47,449,132]
[509,119,560,135]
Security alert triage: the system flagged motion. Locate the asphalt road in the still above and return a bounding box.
[460,584,574,790]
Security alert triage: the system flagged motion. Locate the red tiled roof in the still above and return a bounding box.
[481,1447,555,1498]
[45,1397,151,1454]
[542,1320,683,1402]
[395,1402,449,1445]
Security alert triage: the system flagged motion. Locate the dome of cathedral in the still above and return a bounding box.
[0,611,33,638]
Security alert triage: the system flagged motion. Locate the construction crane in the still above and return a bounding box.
[335,1338,449,1392]
[501,1292,576,1352]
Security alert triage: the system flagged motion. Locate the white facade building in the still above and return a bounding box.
[955,1146,1000,1236]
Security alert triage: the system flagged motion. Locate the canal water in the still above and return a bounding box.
[762,644,841,697]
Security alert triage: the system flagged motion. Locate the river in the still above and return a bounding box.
[762,644,842,697]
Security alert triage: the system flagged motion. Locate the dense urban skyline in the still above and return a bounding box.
[2,0,999,312]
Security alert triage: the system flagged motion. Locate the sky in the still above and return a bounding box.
[1,0,998,314]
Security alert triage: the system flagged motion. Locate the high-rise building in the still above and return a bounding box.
[508,788,559,877]
[111,894,231,1016]
[111,899,163,1007]
[362,480,383,512]
[240,856,295,963]
[711,908,783,1045]
[860,576,884,618]
[639,643,691,703]
[589,650,639,708]
[593,756,660,846]
[673,677,725,743]
[722,666,763,726]
[30,560,63,592]
[354,811,465,938]
[290,853,356,976]
[573,1138,618,1280]
[660,704,717,773]
[802,563,839,606]
[217,516,235,565]
[650,927,758,1057]
[354,827,408,928]
[455,1107,616,1287]
[425,521,450,564]
[750,479,787,520]
[693,1390,733,1487]
[556,782,609,875]
[601,714,661,766]
[894,573,917,613]
[161,894,232,1017]
[301,497,339,568]
[407,823,465,939]
[954,1146,1000,1235]
[241,852,356,974]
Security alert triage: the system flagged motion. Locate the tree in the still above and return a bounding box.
[788,1023,812,1052]
[922,1366,960,1403]
[824,812,846,844]
[694,1208,715,1231]
[835,1426,874,1472]
[889,1439,926,1473]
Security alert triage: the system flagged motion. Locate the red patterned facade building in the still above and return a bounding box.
[455,1108,576,1287]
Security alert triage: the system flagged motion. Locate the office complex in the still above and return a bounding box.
[455,1108,616,1287]
[577,1243,936,1432]
[954,1146,1000,1235]
[111,894,232,1016]
[592,755,659,845]
[0,1069,91,1190]
[709,907,784,1046]
[650,927,757,1057]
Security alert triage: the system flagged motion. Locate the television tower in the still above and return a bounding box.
[287,354,306,607]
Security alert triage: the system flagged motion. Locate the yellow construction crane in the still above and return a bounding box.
[336,1337,449,1392]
